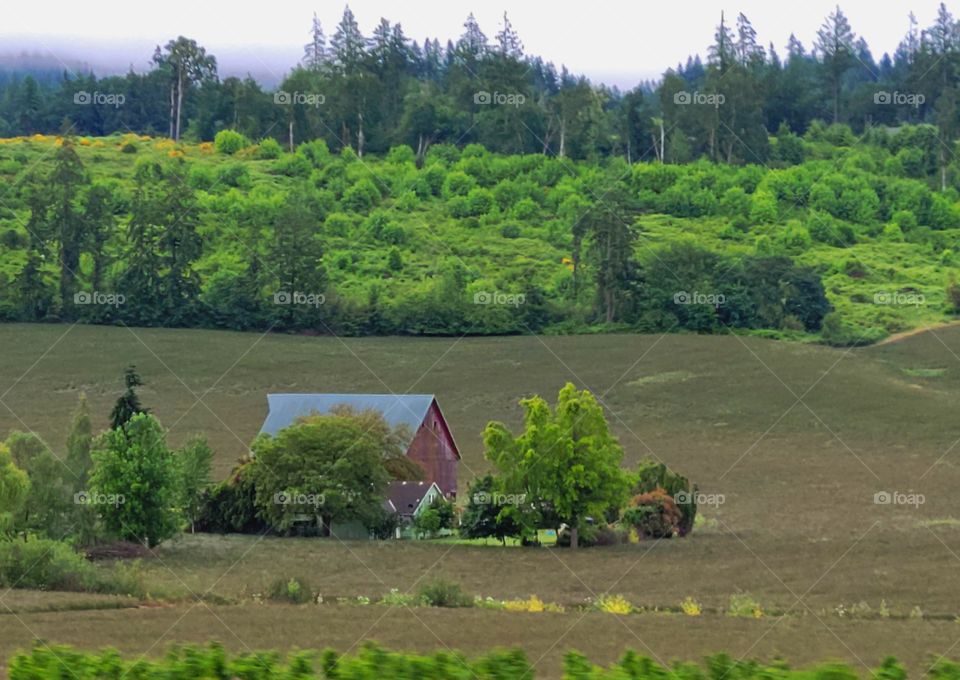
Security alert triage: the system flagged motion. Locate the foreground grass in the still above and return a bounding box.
[4,604,959,679]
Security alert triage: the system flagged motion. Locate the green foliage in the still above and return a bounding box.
[90,413,180,547]
[249,409,393,533]
[256,137,283,159]
[342,179,381,212]
[9,643,533,680]
[213,129,250,155]
[196,460,266,534]
[6,432,73,539]
[632,460,698,537]
[484,383,630,548]
[0,442,29,537]
[459,475,523,544]
[417,579,472,607]
[266,576,313,604]
[7,644,928,680]
[176,437,213,532]
[0,537,93,591]
[109,365,148,431]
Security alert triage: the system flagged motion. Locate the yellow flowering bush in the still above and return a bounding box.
[681,596,702,616]
[595,594,633,615]
[501,595,564,613]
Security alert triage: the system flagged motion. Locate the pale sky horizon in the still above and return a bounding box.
[0,0,944,88]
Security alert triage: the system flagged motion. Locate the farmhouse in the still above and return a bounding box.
[259,393,460,498]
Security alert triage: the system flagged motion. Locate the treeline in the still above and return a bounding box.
[5,4,960,167]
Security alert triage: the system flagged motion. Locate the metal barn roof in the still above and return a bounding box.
[259,393,436,438]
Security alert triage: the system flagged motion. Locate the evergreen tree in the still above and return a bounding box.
[110,365,148,431]
[303,13,327,69]
[815,5,857,122]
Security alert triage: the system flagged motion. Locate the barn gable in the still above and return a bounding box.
[259,393,460,497]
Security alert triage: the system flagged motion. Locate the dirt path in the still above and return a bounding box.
[873,320,960,346]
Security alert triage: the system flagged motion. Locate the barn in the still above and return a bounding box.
[259,393,460,498]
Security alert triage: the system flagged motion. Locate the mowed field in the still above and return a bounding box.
[1,323,960,677]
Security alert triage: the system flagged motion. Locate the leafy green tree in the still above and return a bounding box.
[177,436,213,533]
[109,366,148,432]
[90,413,180,547]
[459,474,522,544]
[65,392,93,489]
[483,383,629,548]
[6,432,73,539]
[0,442,30,537]
[154,37,218,140]
[250,411,392,534]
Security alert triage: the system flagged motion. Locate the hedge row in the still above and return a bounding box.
[10,643,960,680]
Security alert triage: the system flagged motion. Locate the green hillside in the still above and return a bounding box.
[0,128,957,343]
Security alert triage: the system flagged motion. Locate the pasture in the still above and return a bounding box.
[1,323,959,677]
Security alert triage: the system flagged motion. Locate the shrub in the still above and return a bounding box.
[750,190,779,223]
[120,142,137,154]
[442,170,476,198]
[0,538,93,591]
[297,139,331,167]
[511,197,538,220]
[342,179,381,212]
[273,153,312,177]
[267,576,313,604]
[728,593,764,618]
[466,187,494,216]
[186,164,216,191]
[594,594,633,615]
[417,579,472,607]
[623,488,681,539]
[500,224,521,239]
[213,129,250,155]
[680,596,702,616]
[256,137,283,159]
[216,163,251,189]
[386,145,415,164]
[387,248,403,272]
[325,212,352,237]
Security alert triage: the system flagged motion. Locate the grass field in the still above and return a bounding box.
[1,323,960,677]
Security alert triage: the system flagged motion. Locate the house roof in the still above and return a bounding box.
[260,393,436,441]
[385,481,441,516]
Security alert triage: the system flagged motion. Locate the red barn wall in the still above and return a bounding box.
[406,401,459,497]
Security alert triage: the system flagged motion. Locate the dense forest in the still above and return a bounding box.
[4,5,960,166]
[1,6,959,344]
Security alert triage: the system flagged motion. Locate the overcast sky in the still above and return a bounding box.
[0,0,942,88]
